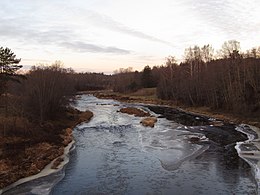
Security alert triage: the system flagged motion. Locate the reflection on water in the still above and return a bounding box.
[3,95,257,194]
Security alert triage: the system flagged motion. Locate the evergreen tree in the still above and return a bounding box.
[141,65,155,88]
[0,47,22,94]
[0,47,22,116]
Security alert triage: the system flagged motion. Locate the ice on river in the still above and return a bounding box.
[235,124,260,191]
[74,95,209,171]
[2,94,257,195]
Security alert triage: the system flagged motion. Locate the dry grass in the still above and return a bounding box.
[119,107,150,117]
[129,88,157,98]
[0,116,32,137]
[184,106,260,128]
[78,111,94,123]
[0,107,94,189]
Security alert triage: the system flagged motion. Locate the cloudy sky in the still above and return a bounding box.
[0,0,260,73]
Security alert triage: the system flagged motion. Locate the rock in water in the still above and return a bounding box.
[188,136,200,143]
[140,117,158,127]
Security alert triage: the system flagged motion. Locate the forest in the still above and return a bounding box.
[112,40,260,117]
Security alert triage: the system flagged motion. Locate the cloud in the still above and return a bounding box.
[60,41,131,54]
[191,0,260,37]
[22,58,51,63]
[84,10,174,47]
[0,17,71,44]
[0,17,130,55]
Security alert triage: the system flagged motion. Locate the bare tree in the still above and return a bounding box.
[220,40,241,58]
[201,44,214,63]
[23,62,74,123]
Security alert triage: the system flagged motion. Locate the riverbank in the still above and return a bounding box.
[92,89,260,128]
[0,107,93,191]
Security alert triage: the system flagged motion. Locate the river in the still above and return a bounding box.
[3,94,258,194]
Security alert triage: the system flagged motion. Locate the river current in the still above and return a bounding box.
[3,94,257,194]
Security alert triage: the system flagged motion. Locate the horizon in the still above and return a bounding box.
[1,0,260,73]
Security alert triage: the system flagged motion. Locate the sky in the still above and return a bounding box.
[0,0,260,73]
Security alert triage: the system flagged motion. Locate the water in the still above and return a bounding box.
[235,124,260,192]
[3,94,257,194]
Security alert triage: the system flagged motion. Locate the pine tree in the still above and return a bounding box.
[0,47,22,116]
[0,47,22,95]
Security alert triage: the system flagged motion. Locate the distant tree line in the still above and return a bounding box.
[72,72,111,91]
[112,40,260,115]
[112,66,158,93]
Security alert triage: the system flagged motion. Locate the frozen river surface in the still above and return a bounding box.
[4,95,257,194]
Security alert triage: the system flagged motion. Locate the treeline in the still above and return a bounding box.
[112,66,158,93]
[0,49,110,129]
[7,65,111,124]
[9,64,75,123]
[72,72,111,91]
[113,40,260,115]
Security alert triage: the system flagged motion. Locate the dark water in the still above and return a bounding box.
[3,95,257,194]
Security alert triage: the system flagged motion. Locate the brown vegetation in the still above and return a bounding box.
[78,111,94,123]
[0,108,93,189]
[119,107,150,117]
[140,117,157,127]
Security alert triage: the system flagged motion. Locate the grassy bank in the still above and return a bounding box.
[93,88,260,128]
[0,107,93,189]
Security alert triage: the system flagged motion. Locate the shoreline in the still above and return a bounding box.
[0,140,75,195]
[0,108,93,194]
[91,90,260,128]
[235,124,260,192]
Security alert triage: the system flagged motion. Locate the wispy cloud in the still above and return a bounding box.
[0,17,130,55]
[60,41,131,54]
[83,10,174,47]
[191,0,260,38]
